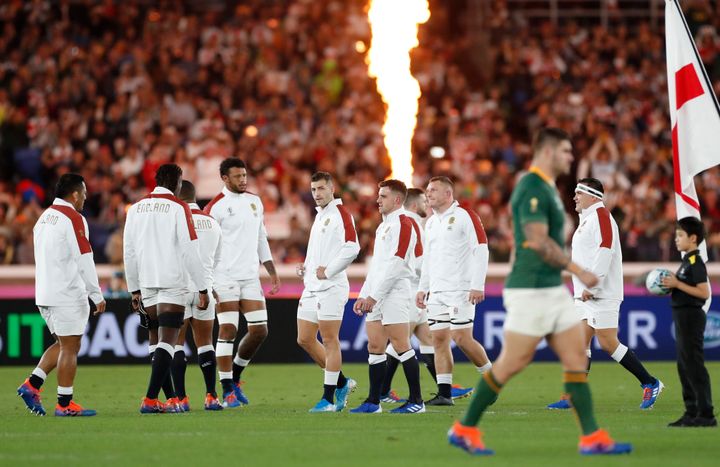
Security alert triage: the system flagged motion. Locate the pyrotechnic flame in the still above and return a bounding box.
[366,0,429,187]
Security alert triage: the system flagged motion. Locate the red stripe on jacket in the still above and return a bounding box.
[145,193,198,241]
[396,215,413,258]
[203,192,225,215]
[406,216,423,257]
[50,205,92,254]
[336,205,357,242]
[596,207,613,249]
[460,207,488,244]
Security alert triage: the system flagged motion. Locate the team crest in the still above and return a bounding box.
[530,197,539,213]
[449,217,455,224]
[324,218,330,226]
[227,206,234,216]
[250,203,258,217]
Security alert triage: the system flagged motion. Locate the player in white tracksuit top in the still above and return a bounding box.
[547,177,662,410]
[416,176,492,406]
[168,180,224,411]
[17,173,106,417]
[350,179,425,414]
[296,172,360,412]
[124,164,208,413]
[203,157,280,407]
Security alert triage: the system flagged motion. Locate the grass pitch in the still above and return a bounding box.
[1,362,718,467]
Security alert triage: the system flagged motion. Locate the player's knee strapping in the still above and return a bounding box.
[216,339,234,358]
[244,309,267,326]
[148,318,159,330]
[157,312,184,328]
[450,318,474,330]
[217,311,239,329]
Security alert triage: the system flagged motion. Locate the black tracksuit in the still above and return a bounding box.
[671,249,714,418]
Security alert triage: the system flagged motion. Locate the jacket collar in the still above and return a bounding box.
[152,186,174,196]
[433,200,459,219]
[52,198,75,208]
[579,201,604,221]
[316,198,343,214]
[188,202,200,210]
[382,207,405,222]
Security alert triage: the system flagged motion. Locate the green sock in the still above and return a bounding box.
[565,378,599,435]
[461,371,502,426]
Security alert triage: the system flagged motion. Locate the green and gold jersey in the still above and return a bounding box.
[505,168,566,288]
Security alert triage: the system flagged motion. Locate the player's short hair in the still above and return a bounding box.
[219,157,246,177]
[379,179,408,201]
[533,127,571,154]
[155,164,183,190]
[428,176,454,190]
[179,180,196,202]
[55,173,85,199]
[577,177,604,195]
[311,172,333,184]
[677,217,705,244]
[404,188,424,208]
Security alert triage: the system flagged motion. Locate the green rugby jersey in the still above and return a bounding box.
[505,167,566,288]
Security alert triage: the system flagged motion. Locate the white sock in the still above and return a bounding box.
[174,345,184,353]
[148,344,157,354]
[476,362,493,373]
[218,371,233,381]
[324,370,340,386]
[32,367,47,381]
[419,345,434,354]
[57,386,73,395]
[610,344,628,362]
[197,344,214,354]
[437,373,453,385]
[234,356,250,367]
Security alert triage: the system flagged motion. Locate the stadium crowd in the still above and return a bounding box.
[1,0,720,274]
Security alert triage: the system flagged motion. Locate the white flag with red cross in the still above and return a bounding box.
[665,0,719,308]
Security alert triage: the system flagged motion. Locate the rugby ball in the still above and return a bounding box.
[645,268,671,295]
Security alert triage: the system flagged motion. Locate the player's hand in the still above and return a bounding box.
[353,298,366,315]
[415,291,427,309]
[94,300,106,315]
[362,296,377,312]
[661,273,679,289]
[198,291,209,310]
[131,292,142,312]
[269,274,281,295]
[296,264,305,277]
[316,266,328,280]
[581,289,595,302]
[468,290,485,305]
[576,270,599,289]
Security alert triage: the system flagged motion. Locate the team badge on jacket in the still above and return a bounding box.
[251,203,258,217]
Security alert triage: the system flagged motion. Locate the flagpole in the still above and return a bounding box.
[670,0,720,118]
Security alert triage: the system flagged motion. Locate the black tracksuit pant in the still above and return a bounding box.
[672,306,714,418]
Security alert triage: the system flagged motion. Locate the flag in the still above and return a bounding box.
[665,0,720,309]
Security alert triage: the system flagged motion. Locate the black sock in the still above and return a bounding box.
[171,350,187,399]
[420,352,437,382]
[438,383,452,398]
[221,378,234,395]
[161,372,176,399]
[198,350,217,397]
[323,384,336,403]
[619,350,655,385]
[232,361,245,384]
[381,355,400,395]
[58,393,72,408]
[29,374,44,390]
[147,347,173,399]
[337,371,348,389]
[367,356,386,405]
[400,351,422,404]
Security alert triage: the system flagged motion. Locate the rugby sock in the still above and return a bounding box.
[219,372,233,395]
[612,344,655,385]
[29,368,46,390]
[161,373,176,399]
[564,371,599,435]
[337,371,348,389]
[232,356,250,384]
[57,386,73,408]
[437,373,452,398]
[476,362,493,373]
[586,349,592,373]
[147,343,174,400]
[197,345,217,397]
[381,344,401,395]
[399,350,422,404]
[419,345,437,381]
[171,346,187,399]
[323,370,340,403]
[367,354,387,405]
[461,371,503,426]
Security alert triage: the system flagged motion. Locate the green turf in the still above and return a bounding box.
[1,361,718,466]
